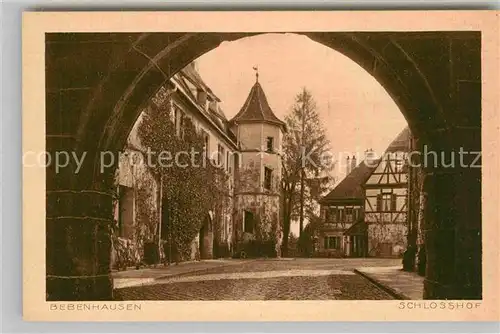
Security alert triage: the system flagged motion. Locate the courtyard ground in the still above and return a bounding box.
[114,258,415,300]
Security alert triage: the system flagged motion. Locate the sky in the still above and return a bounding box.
[195,33,408,235]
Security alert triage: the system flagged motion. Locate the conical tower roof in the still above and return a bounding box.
[230,80,286,130]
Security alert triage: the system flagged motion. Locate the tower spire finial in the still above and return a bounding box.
[253,66,259,82]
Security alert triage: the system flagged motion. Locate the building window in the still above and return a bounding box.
[345,207,353,222]
[377,193,396,212]
[226,151,230,172]
[338,208,344,222]
[233,153,239,173]
[203,132,210,160]
[354,208,360,220]
[217,144,225,168]
[324,236,341,249]
[118,185,134,239]
[395,159,404,172]
[244,210,254,233]
[266,137,274,152]
[174,105,185,137]
[172,104,178,126]
[330,236,341,249]
[264,167,273,190]
[179,113,186,139]
[326,207,338,222]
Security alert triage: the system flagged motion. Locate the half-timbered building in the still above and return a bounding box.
[317,158,376,257]
[364,127,411,257]
[317,126,411,258]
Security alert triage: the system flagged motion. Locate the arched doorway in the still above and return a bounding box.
[45,32,481,300]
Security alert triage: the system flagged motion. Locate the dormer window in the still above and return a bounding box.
[197,89,208,110]
[266,137,274,152]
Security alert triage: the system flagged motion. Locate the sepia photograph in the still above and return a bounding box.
[22,11,499,321]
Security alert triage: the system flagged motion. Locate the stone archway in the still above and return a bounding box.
[46,32,481,300]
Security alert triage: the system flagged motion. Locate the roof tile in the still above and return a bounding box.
[230,81,285,128]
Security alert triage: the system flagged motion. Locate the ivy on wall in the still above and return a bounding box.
[110,159,159,269]
[136,92,230,262]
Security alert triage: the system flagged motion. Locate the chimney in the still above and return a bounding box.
[365,149,375,166]
[346,156,351,175]
[197,89,208,110]
[351,155,357,171]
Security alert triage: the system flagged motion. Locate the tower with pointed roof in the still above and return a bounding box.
[230,71,286,256]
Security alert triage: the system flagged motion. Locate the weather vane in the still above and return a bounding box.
[253,66,259,82]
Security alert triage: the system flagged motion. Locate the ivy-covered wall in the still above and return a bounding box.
[112,147,159,269]
[367,223,407,257]
[233,194,282,257]
[112,76,238,267]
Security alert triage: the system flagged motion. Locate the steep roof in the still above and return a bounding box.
[170,63,238,146]
[385,126,411,153]
[318,126,411,205]
[230,81,286,129]
[319,159,379,204]
[179,62,220,102]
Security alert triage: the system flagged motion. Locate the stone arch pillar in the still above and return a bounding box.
[46,144,116,300]
[421,127,481,299]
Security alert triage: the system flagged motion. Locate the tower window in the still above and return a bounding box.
[264,167,273,190]
[266,137,274,152]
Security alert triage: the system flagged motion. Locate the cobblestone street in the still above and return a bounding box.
[114,258,399,300]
